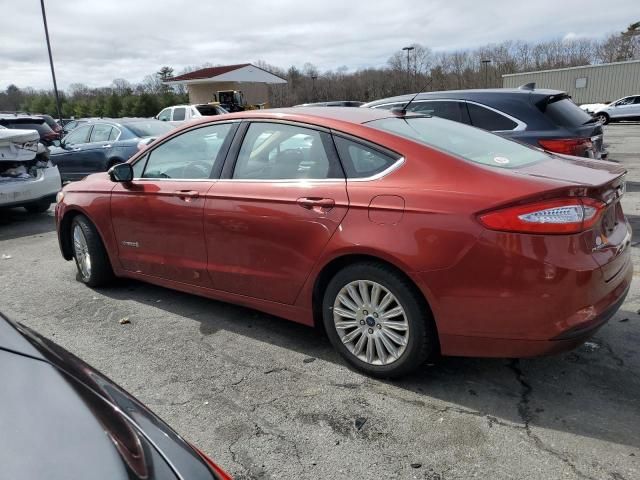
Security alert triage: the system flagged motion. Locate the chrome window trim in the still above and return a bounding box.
[215,156,405,183]
[371,98,527,132]
[464,100,527,132]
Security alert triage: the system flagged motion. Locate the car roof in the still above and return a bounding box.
[0,113,46,122]
[362,88,566,107]
[209,106,399,126]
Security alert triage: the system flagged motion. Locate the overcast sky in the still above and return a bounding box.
[0,0,635,91]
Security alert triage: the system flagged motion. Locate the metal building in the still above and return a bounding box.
[502,59,640,104]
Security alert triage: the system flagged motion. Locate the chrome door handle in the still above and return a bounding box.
[102,144,112,148]
[72,147,81,151]
[297,197,335,211]
[174,190,200,199]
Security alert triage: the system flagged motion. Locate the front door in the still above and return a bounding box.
[204,121,349,304]
[80,123,115,175]
[56,125,92,180]
[110,122,237,286]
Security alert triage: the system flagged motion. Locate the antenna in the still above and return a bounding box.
[391,78,434,116]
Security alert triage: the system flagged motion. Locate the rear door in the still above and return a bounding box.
[204,121,349,304]
[79,123,115,175]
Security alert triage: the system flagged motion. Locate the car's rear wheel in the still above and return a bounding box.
[71,215,113,287]
[322,262,437,378]
[25,199,51,214]
[596,113,609,125]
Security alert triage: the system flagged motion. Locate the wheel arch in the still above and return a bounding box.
[59,208,111,262]
[311,253,437,337]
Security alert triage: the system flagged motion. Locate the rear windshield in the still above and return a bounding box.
[368,116,548,168]
[123,121,173,138]
[195,105,227,115]
[542,97,593,127]
[1,121,52,135]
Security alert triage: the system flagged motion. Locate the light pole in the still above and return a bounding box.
[40,0,63,122]
[402,46,415,91]
[481,59,491,88]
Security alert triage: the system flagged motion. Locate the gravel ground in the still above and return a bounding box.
[1,123,639,480]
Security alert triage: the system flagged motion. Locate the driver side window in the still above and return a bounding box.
[141,123,232,179]
[64,125,91,145]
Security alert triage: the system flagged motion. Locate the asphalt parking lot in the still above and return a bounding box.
[1,124,639,480]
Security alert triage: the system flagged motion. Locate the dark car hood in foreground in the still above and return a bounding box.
[0,313,219,480]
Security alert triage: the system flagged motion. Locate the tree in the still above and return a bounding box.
[5,85,22,111]
[157,66,174,81]
[104,93,122,117]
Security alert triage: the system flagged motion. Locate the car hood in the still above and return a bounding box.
[0,313,218,480]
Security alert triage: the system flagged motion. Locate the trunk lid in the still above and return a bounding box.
[516,156,630,279]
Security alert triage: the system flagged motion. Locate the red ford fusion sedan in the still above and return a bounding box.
[55,107,632,377]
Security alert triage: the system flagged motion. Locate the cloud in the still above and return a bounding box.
[0,0,634,90]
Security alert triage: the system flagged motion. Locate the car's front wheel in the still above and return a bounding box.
[322,262,437,378]
[596,112,609,125]
[71,215,114,287]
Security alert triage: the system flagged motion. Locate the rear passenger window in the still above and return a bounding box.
[334,137,399,179]
[89,124,113,142]
[410,100,467,123]
[467,103,518,131]
[172,107,186,121]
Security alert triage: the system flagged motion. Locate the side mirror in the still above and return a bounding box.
[108,162,133,183]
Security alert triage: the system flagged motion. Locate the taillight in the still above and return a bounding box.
[478,197,605,234]
[538,138,592,157]
[190,444,233,480]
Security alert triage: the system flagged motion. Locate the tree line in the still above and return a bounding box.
[0,23,637,118]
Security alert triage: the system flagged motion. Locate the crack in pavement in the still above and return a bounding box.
[507,360,600,480]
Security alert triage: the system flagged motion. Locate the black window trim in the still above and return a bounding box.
[219,119,346,182]
[129,120,240,181]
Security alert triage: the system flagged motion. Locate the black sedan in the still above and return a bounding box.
[0,312,231,480]
[50,118,174,182]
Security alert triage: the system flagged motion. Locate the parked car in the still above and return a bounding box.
[49,118,174,182]
[579,102,608,114]
[592,95,640,124]
[37,113,64,136]
[55,107,631,377]
[363,87,607,159]
[0,126,61,213]
[294,101,365,107]
[155,103,228,126]
[0,113,61,146]
[0,312,231,480]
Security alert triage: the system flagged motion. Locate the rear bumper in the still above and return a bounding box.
[0,166,61,208]
[412,229,633,358]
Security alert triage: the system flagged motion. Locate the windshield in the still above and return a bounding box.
[368,116,549,168]
[123,121,174,138]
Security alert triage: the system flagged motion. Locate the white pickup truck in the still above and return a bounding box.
[155,103,228,127]
[0,127,61,213]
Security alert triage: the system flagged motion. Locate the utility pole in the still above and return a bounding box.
[40,0,63,122]
[402,46,415,91]
[481,59,491,88]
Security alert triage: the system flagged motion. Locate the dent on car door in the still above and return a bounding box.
[204,121,349,304]
[110,122,237,286]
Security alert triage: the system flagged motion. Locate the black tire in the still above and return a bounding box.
[322,262,437,378]
[25,199,51,214]
[596,112,609,125]
[71,215,114,287]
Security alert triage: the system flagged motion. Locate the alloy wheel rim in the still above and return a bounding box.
[333,280,409,366]
[597,114,607,123]
[73,225,92,279]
